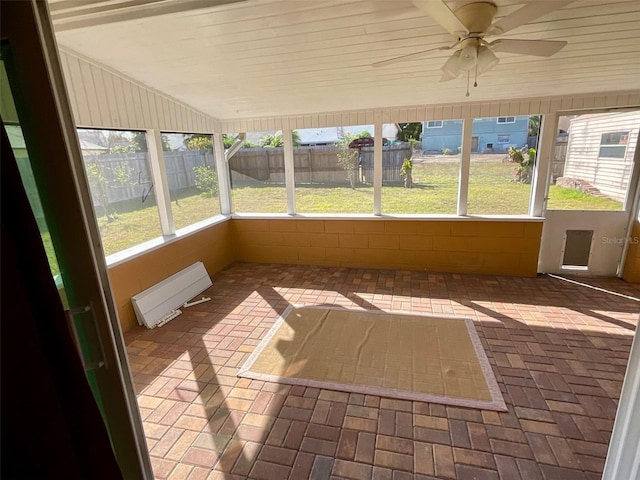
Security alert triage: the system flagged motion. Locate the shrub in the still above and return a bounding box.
[194,165,218,197]
[507,146,524,163]
[223,134,236,149]
[443,148,453,155]
[400,159,413,188]
[510,146,536,184]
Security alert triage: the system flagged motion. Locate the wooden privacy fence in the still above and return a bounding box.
[83,144,412,207]
[551,135,568,182]
[228,143,412,185]
[83,150,214,206]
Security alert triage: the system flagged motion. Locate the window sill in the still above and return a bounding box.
[105,214,231,268]
[231,213,544,222]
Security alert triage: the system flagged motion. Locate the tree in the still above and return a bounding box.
[85,160,134,222]
[334,130,375,189]
[400,159,413,188]
[107,131,170,153]
[335,132,359,189]
[258,130,301,147]
[79,129,170,153]
[184,133,213,151]
[397,122,423,142]
[528,116,540,137]
[130,132,147,152]
[106,132,132,153]
[223,134,236,149]
[185,136,213,151]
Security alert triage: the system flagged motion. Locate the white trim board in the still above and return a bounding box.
[602,315,640,480]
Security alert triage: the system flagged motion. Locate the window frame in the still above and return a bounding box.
[426,120,444,129]
[161,132,222,230]
[598,131,629,160]
[496,116,516,124]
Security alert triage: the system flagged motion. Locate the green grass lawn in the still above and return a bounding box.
[41,231,61,276]
[547,185,622,210]
[89,161,623,255]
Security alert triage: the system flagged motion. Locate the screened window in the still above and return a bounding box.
[598,131,629,159]
[77,128,162,255]
[162,133,220,230]
[383,120,459,214]
[294,125,374,214]
[426,121,443,128]
[229,131,287,213]
[547,113,626,211]
[467,116,537,215]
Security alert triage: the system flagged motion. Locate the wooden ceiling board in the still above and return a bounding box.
[49,0,640,120]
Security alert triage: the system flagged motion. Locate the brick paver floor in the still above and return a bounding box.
[124,263,640,480]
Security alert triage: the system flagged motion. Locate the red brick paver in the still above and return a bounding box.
[124,263,638,479]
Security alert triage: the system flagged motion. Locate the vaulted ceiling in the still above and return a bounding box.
[49,0,640,120]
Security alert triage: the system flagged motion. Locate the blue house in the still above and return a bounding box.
[421,116,530,154]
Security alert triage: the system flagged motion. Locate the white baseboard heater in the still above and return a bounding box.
[131,262,212,329]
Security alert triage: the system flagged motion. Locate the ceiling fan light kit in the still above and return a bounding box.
[477,46,499,74]
[375,0,571,97]
[441,50,462,77]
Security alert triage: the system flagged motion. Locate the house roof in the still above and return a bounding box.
[78,139,108,152]
[297,126,376,144]
[568,111,640,123]
[48,0,640,121]
[243,125,398,144]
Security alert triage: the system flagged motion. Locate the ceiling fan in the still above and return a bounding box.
[373,0,571,94]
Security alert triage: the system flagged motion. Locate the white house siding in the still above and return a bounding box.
[563,111,639,202]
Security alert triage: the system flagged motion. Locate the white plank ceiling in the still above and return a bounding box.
[49,0,640,121]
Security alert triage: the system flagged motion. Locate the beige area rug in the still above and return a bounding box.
[238,306,506,411]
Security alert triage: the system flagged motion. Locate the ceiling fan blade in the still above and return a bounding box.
[413,0,468,37]
[488,1,573,36]
[372,45,453,68]
[489,39,567,57]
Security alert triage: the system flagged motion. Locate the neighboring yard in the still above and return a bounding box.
[86,160,622,256]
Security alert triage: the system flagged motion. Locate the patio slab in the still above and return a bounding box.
[124,262,639,479]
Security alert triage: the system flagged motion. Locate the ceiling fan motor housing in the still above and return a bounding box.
[453,1,498,36]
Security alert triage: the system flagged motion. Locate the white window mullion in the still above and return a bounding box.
[283,129,296,215]
[213,133,232,215]
[457,118,473,216]
[146,129,174,236]
[530,114,557,217]
[373,118,383,215]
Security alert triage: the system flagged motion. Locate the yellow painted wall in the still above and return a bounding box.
[108,220,233,332]
[623,219,640,284]
[232,218,543,277]
[109,218,543,332]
